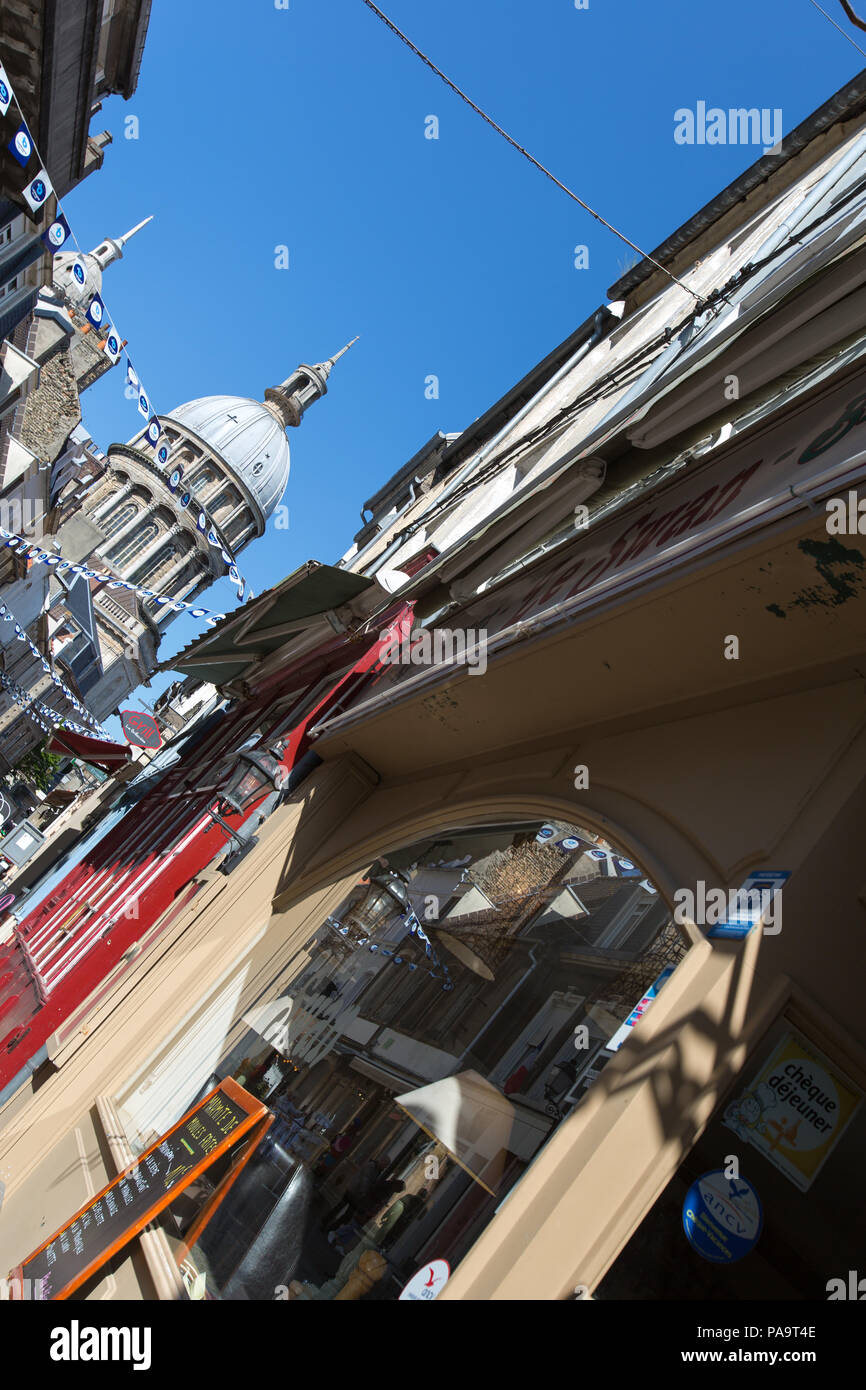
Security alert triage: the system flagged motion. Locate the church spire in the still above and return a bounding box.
[317,335,360,379]
[90,215,153,272]
[54,215,154,308]
[263,336,358,429]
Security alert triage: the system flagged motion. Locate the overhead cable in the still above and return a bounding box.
[359,0,705,305]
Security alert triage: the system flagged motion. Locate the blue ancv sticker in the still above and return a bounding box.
[683,1170,763,1263]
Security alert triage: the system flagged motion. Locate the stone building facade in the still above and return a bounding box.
[0,337,358,768]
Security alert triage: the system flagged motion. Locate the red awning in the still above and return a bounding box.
[48,729,133,772]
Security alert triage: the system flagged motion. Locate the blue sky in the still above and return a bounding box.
[60,0,864,712]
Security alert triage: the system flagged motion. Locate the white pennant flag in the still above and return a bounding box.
[103,324,123,362]
[0,62,12,117]
[23,168,53,214]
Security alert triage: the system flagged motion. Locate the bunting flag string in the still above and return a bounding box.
[0,529,226,630]
[327,914,454,991]
[0,597,107,735]
[404,908,450,977]
[0,47,250,605]
[0,671,96,737]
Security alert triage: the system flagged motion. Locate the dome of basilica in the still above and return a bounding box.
[162,394,291,528]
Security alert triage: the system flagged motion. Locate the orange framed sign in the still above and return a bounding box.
[8,1078,267,1300]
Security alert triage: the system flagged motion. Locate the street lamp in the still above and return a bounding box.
[333,866,411,944]
[217,747,285,814]
[191,742,287,855]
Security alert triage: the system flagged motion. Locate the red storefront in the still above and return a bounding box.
[0,565,407,1097]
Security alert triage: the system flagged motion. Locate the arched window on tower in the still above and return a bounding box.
[210,485,241,518]
[143,542,179,589]
[190,465,218,496]
[101,501,139,539]
[109,521,158,570]
[225,516,251,548]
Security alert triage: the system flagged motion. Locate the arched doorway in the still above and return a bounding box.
[116,814,690,1300]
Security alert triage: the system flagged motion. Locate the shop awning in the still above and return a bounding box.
[48,729,133,772]
[166,562,376,684]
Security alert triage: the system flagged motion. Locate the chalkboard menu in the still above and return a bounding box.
[9,1079,267,1300]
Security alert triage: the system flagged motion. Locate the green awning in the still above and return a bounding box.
[166,563,374,679]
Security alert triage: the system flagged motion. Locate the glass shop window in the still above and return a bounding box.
[114,818,690,1301]
[595,1015,865,1301]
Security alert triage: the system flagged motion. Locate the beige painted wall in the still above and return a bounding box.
[1,548,864,1297]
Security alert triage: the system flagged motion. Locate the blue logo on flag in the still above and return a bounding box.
[9,124,32,166]
[0,81,9,106]
[72,262,86,285]
[28,177,47,205]
[42,215,71,252]
[86,295,105,327]
[157,445,169,466]
[179,491,191,509]
[145,416,161,445]
[106,331,120,356]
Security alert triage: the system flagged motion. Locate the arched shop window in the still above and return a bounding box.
[114,818,688,1301]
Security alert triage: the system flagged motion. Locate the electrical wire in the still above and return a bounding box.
[359,0,705,305]
[391,171,866,545]
[807,0,866,55]
[361,3,866,547]
[390,326,697,538]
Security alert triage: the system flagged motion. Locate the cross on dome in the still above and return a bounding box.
[157,338,359,532]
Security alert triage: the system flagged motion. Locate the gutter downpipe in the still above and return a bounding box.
[310,444,866,740]
[343,475,425,573]
[365,307,615,578]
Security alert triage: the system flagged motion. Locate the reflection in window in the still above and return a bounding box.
[115,819,688,1301]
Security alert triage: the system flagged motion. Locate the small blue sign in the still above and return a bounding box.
[683,1170,762,1263]
[707,870,791,940]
